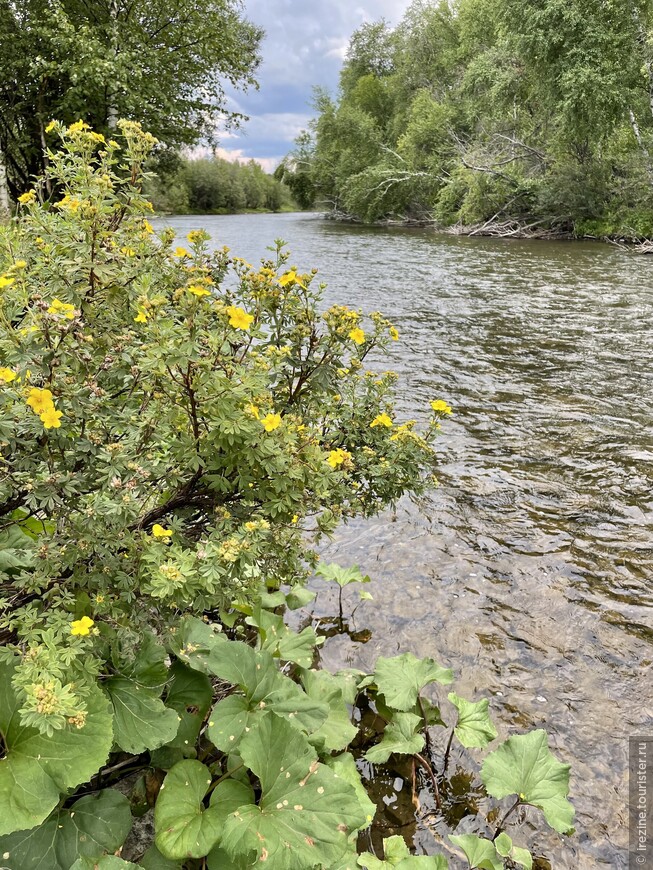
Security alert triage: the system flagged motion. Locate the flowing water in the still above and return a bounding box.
[160,213,653,869]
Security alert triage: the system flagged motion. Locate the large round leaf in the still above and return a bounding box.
[0,657,113,835]
[365,712,425,764]
[0,789,132,869]
[106,675,180,754]
[372,654,453,712]
[154,760,221,859]
[481,730,574,833]
[447,693,498,749]
[221,715,367,870]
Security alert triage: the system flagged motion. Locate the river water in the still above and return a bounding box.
[160,213,653,869]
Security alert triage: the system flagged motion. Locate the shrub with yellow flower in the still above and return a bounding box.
[0,122,448,862]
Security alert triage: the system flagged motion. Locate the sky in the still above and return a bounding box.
[210,0,413,172]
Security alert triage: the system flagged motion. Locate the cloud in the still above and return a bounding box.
[211,0,413,170]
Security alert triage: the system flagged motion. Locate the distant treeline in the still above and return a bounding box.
[147,155,296,215]
[278,0,653,238]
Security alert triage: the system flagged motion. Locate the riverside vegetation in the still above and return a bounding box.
[278,0,653,239]
[0,123,574,868]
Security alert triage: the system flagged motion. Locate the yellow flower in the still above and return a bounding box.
[278,270,306,289]
[47,298,76,319]
[389,326,399,340]
[56,195,81,212]
[246,403,260,419]
[12,260,27,270]
[187,230,208,244]
[0,367,17,384]
[67,120,90,134]
[227,306,254,330]
[18,190,36,205]
[291,515,299,524]
[430,399,453,415]
[174,247,189,257]
[261,413,282,432]
[152,523,173,539]
[134,310,148,323]
[349,327,365,345]
[141,220,154,234]
[0,275,14,288]
[370,413,393,429]
[71,616,94,636]
[40,407,63,429]
[120,246,136,257]
[188,284,212,298]
[45,120,57,133]
[327,448,351,468]
[26,387,54,415]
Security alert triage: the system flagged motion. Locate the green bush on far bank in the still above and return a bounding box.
[146,152,297,215]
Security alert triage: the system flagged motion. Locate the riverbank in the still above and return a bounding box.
[321,210,653,250]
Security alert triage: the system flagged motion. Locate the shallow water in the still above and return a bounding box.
[160,213,653,868]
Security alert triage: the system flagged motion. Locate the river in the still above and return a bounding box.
[159,212,653,869]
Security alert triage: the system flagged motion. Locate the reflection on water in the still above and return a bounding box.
[159,213,653,869]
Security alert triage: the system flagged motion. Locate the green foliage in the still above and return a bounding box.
[481,730,574,834]
[370,653,453,711]
[0,656,113,835]
[0,125,573,868]
[0,790,132,869]
[448,692,498,749]
[0,0,262,199]
[147,156,296,215]
[358,835,448,869]
[294,0,653,235]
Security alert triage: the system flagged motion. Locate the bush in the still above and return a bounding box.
[0,122,572,868]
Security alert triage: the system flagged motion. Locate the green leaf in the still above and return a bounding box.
[169,616,226,674]
[206,845,253,869]
[511,846,533,870]
[205,641,328,746]
[0,657,113,835]
[449,834,502,870]
[373,654,453,712]
[259,590,287,609]
[221,715,367,869]
[0,524,35,575]
[164,661,212,755]
[106,676,180,754]
[494,832,512,857]
[448,693,498,749]
[481,730,574,833]
[154,760,223,859]
[420,699,445,727]
[138,844,183,869]
[365,712,425,763]
[72,858,140,869]
[0,790,132,869]
[246,608,321,667]
[121,632,169,689]
[285,587,316,610]
[358,836,448,868]
[316,562,371,588]
[302,669,357,752]
[207,694,252,751]
[323,753,376,828]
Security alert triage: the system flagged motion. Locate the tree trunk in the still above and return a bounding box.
[0,145,10,218]
[106,0,119,131]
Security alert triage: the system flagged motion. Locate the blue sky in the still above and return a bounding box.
[210,0,412,171]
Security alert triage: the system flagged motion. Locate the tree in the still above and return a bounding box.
[0,0,262,200]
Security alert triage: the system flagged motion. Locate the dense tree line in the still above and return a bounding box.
[0,0,262,208]
[280,0,653,237]
[147,154,296,214]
